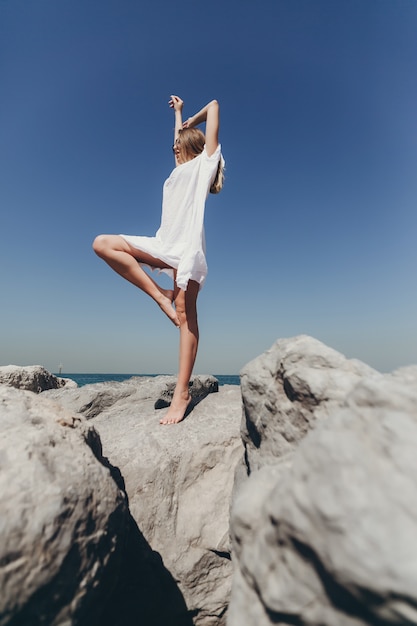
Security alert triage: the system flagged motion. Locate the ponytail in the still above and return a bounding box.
[210,158,225,194]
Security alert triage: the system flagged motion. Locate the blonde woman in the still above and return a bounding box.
[93,95,224,424]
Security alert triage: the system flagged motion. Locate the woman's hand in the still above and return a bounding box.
[169,95,184,112]
[182,116,195,129]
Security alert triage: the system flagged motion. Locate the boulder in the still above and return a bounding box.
[154,374,219,409]
[389,364,417,386]
[238,335,376,476]
[44,374,218,419]
[0,365,76,393]
[45,376,243,626]
[228,336,417,626]
[0,386,127,626]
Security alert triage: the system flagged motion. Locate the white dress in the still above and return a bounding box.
[121,144,223,291]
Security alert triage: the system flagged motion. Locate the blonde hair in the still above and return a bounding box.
[176,128,224,194]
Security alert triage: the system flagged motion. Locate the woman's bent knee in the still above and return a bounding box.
[92,234,107,257]
[92,234,119,258]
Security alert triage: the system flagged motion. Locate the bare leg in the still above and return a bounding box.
[92,234,180,327]
[160,280,199,425]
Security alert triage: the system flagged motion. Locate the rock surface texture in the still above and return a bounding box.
[4,336,416,626]
[0,386,127,626]
[228,335,417,626]
[154,374,219,409]
[238,335,376,476]
[45,375,243,625]
[0,364,76,393]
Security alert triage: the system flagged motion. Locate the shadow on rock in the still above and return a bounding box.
[154,375,219,410]
[86,441,194,625]
[99,514,194,626]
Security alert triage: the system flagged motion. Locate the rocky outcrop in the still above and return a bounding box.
[45,375,243,625]
[44,374,219,419]
[238,335,377,476]
[0,364,76,393]
[0,386,127,626]
[154,374,219,408]
[228,336,417,626]
[6,335,415,626]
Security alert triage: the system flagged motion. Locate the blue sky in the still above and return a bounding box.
[1,0,416,375]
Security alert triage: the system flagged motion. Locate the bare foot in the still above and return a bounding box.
[160,394,192,425]
[157,292,180,327]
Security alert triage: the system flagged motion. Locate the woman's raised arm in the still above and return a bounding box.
[183,100,220,157]
[169,95,184,165]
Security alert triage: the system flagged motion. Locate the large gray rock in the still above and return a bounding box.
[46,376,243,625]
[389,364,417,386]
[228,336,417,626]
[44,374,218,419]
[0,364,76,393]
[154,374,219,409]
[239,335,376,475]
[0,386,127,626]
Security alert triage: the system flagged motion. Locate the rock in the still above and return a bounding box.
[46,376,243,625]
[389,364,417,386]
[154,374,219,409]
[60,376,78,389]
[44,374,219,418]
[0,385,127,626]
[0,364,76,393]
[229,336,417,626]
[45,375,165,419]
[99,512,196,626]
[239,335,377,476]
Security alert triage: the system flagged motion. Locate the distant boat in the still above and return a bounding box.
[58,363,63,375]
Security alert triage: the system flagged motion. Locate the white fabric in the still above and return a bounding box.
[121,144,223,291]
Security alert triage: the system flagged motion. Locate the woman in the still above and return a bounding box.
[93,95,224,425]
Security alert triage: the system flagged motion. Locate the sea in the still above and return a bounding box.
[56,373,240,387]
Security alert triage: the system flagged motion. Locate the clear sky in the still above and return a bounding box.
[1,0,416,375]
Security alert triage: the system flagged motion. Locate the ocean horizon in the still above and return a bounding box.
[56,373,240,387]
